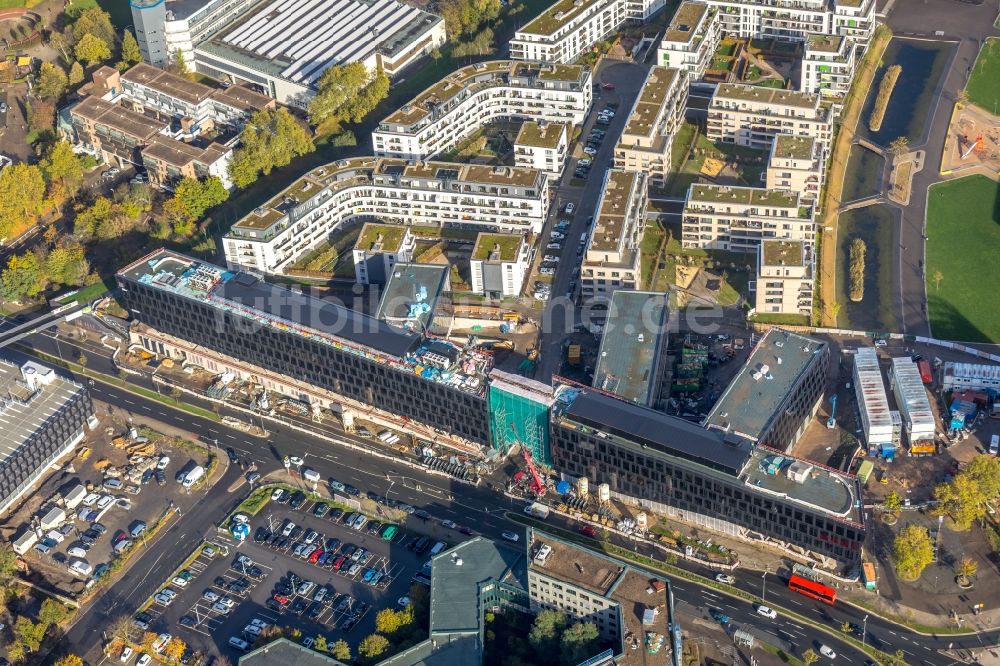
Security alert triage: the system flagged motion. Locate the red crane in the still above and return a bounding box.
[521,447,546,497]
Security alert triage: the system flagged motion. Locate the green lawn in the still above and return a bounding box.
[967,38,1000,114]
[926,176,1000,343]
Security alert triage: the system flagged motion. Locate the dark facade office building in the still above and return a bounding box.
[550,386,865,564]
[116,250,492,444]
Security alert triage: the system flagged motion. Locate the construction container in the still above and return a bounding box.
[857,460,874,485]
[577,476,589,496]
[598,483,610,503]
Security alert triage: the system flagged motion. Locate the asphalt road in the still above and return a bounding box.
[14,333,1000,664]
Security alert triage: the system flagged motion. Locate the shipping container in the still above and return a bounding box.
[917,359,933,384]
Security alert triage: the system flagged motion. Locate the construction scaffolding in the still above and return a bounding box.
[488,369,554,466]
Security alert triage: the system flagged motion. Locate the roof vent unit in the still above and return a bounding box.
[786,461,813,484]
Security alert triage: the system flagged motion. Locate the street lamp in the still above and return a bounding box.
[862,614,869,647]
[761,571,767,602]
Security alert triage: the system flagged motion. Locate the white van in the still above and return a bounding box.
[533,544,552,565]
[182,466,205,488]
[69,559,93,577]
[990,434,999,455]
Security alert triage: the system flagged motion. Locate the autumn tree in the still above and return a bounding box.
[75,33,112,66]
[69,6,116,46]
[560,622,600,666]
[308,62,369,126]
[802,649,819,666]
[934,455,1000,529]
[358,634,390,661]
[374,605,414,636]
[0,163,46,237]
[163,637,187,663]
[42,140,85,201]
[2,252,45,301]
[889,136,910,156]
[27,98,56,133]
[36,62,68,102]
[14,616,45,652]
[438,0,501,39]
[956,556,978,585]
[312,635,328,652]
[0,542,17,582]
[53,655,84,666]
[47,245,90,288]
[120,29,143,68]
[893,524,934,581]
[38,597,71,626]
[330,639,351,661]
[173,176,229,222]
[68,61,85,86]
[883,490,903,514]
[168,49,193,79]
[229,108,313,188]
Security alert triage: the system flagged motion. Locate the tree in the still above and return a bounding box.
[801,649,819,666]
[53,656,84,666]
[163,638,186,663]
[47,246,90,287]
[108,615,135,644]
[42,140,86,201]
[0,542,18,582]
[120,29,142,67]
[892,524,934,580]
[230,109,313,187]
[956,88,969,107]
[27,98,56,134]
[330,639,351,661]
[342,68,390,123]
[173,176,229,221]
[308,62,369,126]
[6,642,26,664]
[168,49,192,79]
[75,33,112,66]
[78,353,88,367]
[529,609,568,652]
[68,61,85,86]
[0,163,46,237]
[560,622,600,666]
[37,63,68,102]
[162,197,196,237]
[39,598,71,626]
[70,7,116,46]
[358,634,390,660]
[931,269,943,291]
[840,621,852,633]
[889,136,909,156]
[849,238,866,302]
[883,491,903,513]
[13,616,45,652]
[312,635,328,652]
[2,253,44,301]
[374,606,414,636]
[934,455,1000,529]
[956,556,978,585]
[438,0,501,39]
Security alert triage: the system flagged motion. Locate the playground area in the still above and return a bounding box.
[942,103,1000,178]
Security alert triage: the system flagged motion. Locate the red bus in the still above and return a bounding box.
[787,575,837,604]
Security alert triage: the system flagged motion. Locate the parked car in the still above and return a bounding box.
[501,531,520,542]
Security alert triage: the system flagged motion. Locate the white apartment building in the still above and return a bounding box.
[131,0,260,68]
[707,83,833,151]
[510,0,665,64]
[469,233,530,297]
[613,66,687,184]
[682,183,814,253]
[372,61,591,161]
[656,1,721,79]
[852,347,894,453]
[514,121,569,180]
[801,33,857,98]
[766,134,824,206]
[754,239,814,316]
[223,158,549,276]
[352,223,416,285]
[581,170,648,303]
[705,0,875,44]
[889,357,936,446]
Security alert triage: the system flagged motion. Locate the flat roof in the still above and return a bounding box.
[216,0,442,86]
[210,84,275,113]
[515,121,567,149]
[743,448,861,521]
[122,62,215,105]
[518,0,613,36]
[687,184,800,209]
[472,233,524,262]
[704,328,826,442]
[609,568,676,666]
[430,537,526,634]
[713,83,819,110]
[806,33,845,53]
[760,240,805,267]
[663,1,709,44]
[623,66,680,138]
[142,135,215,167]
[118,249,493,395]
[771,134,817,161]
[891,357,935,428]
[70,96,165,140]
[590,170,643,253]
[355,223,408,254]
[240,638,348,666]
[593,291,668,406]
[376,263,449,331]
[529,532,624,596]
[854,347,892,432]
[0,359,86,468]
[554,386,754,476]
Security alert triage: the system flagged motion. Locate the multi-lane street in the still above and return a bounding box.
[12,331,997,665]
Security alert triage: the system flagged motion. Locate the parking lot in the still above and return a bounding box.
[141,489,445,659]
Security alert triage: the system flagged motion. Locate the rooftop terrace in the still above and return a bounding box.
[515,121,567,149]
[806,33,845,53]
[118,250,492,396]
[590,170,644,253]
[742,447,862,522]
[688,184,801,209]
[761,240,805,267]
[704,328,826,442]
[622,67,680,139]
[70,96,165,140]
[663,1,709,44]
[714,83,819,110]
[593,291,668,406]
[771,134,817,162]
